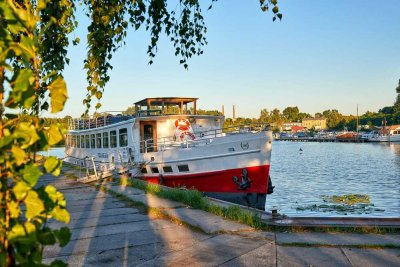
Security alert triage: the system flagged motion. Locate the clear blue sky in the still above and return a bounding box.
[59,0,400,118]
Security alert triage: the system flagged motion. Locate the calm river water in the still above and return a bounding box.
[267,141,400,217]
[42,142,400,218]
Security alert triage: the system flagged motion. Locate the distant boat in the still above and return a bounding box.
[368,125,400,142]
[336,131,359,140]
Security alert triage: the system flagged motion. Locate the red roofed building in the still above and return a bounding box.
[291,125,305,133]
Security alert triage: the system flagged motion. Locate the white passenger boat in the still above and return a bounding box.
[368,125,400,142]
[65,97,273,209]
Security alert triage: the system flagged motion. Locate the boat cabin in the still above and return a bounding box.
[65,97,225,160]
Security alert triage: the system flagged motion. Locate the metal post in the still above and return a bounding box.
[91,157,98,178]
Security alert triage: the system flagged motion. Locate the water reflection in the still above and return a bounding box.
[267,142,400,217]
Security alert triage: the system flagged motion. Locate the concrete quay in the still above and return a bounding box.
[40,170,400,267]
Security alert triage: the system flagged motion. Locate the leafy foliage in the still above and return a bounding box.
[0,1,72,266]
[82,0,283,113]
[0,0,282,266]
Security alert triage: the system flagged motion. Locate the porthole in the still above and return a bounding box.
[177,164,189,172]
[163,166,173,173]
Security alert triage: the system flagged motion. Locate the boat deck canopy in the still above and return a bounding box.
[134,97,198,115]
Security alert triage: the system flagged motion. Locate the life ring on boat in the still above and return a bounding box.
[174,119,196,141]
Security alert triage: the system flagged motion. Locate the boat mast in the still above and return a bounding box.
[356,104,359,133]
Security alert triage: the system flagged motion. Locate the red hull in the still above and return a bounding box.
[141,165,270,194]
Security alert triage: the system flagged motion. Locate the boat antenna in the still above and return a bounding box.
[356,104,359,133]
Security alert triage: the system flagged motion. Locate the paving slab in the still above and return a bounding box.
[66,196,123,208]
[342,248,400,267]
[44,224,209,259]
[137,234,270,267]
[163,207,254,234]
[67,219,177,241]
[219,241,276,267]
[277,246,351,267]
[63,200,127,213]
[64,207,140,221]
[49,212,150,230]
[274,217,400,229]
[276,232,400,246]
[119,192,184,209]
[60,191,110,201]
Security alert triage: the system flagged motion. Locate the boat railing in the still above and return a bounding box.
[68,113,134,130]
[140,123,269,153]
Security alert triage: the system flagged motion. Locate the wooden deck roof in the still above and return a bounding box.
[134,97,198,106]
[134,97,198,115]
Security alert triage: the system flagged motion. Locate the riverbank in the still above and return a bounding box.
[41,165,400,266]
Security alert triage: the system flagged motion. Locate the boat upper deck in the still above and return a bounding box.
[68,97,202,130]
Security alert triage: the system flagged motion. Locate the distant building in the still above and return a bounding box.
[282,122,302,131]
[380,125,400,135]
[302,117,327,130]
[291,125,305,133]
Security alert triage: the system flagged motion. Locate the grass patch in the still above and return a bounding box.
[122,178,268,230]
[278,242,400,249]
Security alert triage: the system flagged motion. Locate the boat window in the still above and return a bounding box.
[85,135,90,148]
[163,166,173,173]
[77,135,81,148]
[119,128,128,147]
[151,167,159,173]
[96,133,102,148]
[141,167,147,174]
[86,135,90,148]
[81,135,85,148]
[91,134,96,148]
[178,164,189,172]
[103,132,109,148]
[110,130,117,148]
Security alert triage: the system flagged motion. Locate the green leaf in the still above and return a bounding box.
[44,156,62,176]
[8,222,36,242]
[54,227,71,247]
[38,0,48,10]
[13,181,30,201]
[0,251,6,267]
[9,201,21,218]
[11,145,26,165]
[48,76,68,113]
[38,228,56,245]
[45,184,57,199]
[45,185,67,207]
[50,260,68,267]
[5,69,36,109]
[48,124,63,145]
[0,136,13,149]
[13,122,40,149]
[25,190,45,219]
[52,206,70,224]
[23,163,43,186]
